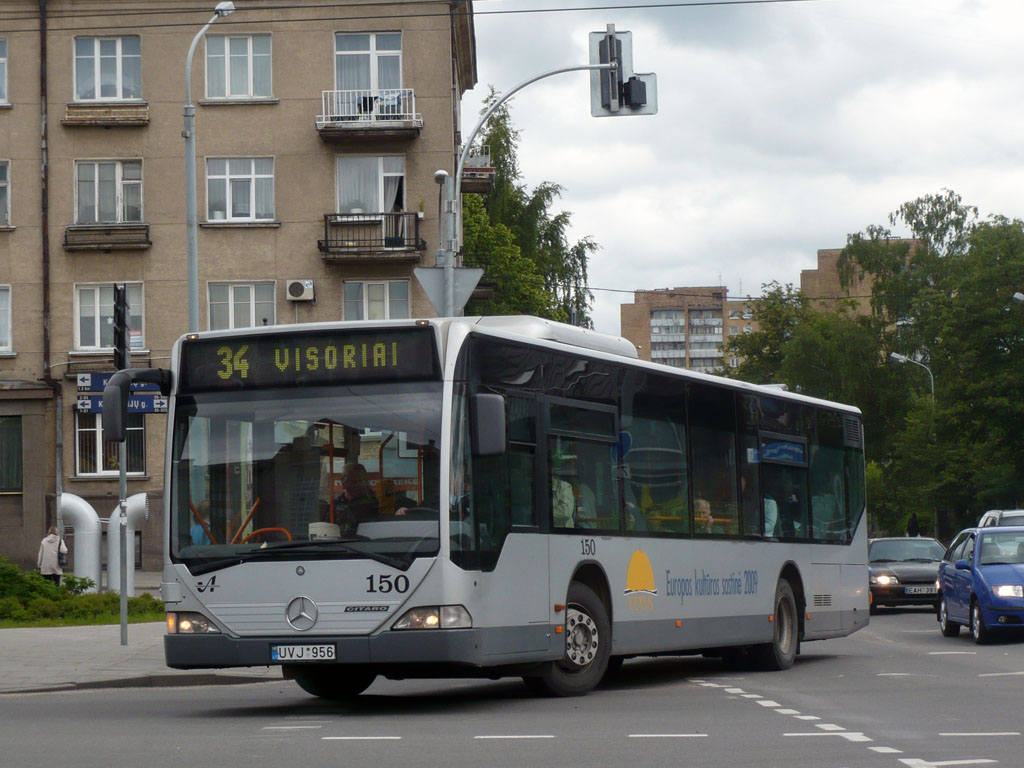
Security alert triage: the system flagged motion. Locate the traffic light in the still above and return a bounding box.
[589,25,658,117]
[112,284,129,371]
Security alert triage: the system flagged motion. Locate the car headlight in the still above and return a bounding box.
[871,574,898,586]
[167,611,221,634]
[391,605,472,630]
[992,585,1024,598]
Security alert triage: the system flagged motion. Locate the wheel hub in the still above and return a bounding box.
[565,607,599,667]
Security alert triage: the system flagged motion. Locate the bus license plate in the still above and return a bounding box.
[905,586,936,595]
[271,644,336,662]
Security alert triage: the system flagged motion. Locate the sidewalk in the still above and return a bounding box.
[1,572,282,694]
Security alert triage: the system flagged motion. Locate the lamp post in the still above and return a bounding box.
[184,1,235,333]
[889,352,934,401]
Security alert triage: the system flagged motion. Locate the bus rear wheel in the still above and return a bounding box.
[285,665,376,700]
[524,582,610,697]
[752,578,799,671]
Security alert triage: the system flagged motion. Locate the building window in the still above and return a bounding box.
[0,160,8,226]
[335,32,401,92]
[76,283,143,351]
[729,325,739,335]
[0,285,10,351]
[0,39,7,103]
[336,156,404,214]
[209,282,275,330]
[0,416,21,492]
[206,158,274,221]
[74,36,141,101]
[76,411,144,476]
[206,34,272,99]
[343,280,409,320]
[75,160,142,224]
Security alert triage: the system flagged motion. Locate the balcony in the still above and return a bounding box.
[64,223,151,252]
[316,89,422,142]
[61,101,149,126]
[318,212,425,262]
[461,146,495,194]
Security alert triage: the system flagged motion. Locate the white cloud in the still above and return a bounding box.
[463,0,1024,335]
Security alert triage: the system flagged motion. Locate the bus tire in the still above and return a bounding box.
[752,579,798,671]
[524,582,610,697]
[286,665,376,699]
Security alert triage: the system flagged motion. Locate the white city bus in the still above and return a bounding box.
[103,315,868,698]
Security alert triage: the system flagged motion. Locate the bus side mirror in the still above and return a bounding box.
[102,371,133,443]
[471,393,506,457]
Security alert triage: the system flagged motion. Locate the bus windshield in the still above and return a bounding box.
[169,381,443,571]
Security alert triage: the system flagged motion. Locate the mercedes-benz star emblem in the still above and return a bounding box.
[285,596,318,631]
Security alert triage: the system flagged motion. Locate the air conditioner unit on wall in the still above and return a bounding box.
[286,279,315,301]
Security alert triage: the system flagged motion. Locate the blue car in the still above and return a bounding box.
[937,525,1024,643]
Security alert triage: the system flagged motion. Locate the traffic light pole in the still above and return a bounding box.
[113,284,131,645]
[437,61,618,317]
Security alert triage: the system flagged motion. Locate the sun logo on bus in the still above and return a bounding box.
[624,550,657,611]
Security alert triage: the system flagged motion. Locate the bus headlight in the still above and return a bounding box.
[993,585,1024,598]
[391,605,472,630]
[167,611,221,634]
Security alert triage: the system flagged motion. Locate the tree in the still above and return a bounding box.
[723,282,813,386]
[462,89,596,325]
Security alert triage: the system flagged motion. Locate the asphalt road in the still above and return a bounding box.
[4,606,1021,768]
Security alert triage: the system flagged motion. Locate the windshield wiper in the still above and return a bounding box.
[901,557,939,562]
[264,538,412,571]
[870,558,894,563]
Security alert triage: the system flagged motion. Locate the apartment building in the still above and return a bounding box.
[800,247,874,316]
[0,1,477,570]
[620,286,756,372]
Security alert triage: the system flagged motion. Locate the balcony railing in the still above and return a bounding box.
[318,212,425,260]
[64,223,151,251]
[316,89,423,141]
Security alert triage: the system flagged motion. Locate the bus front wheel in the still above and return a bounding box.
[752,578,799,671]
[285,665,376,700]
[524,582,610,697]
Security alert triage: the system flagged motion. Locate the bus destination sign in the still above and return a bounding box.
[179,327,438,392]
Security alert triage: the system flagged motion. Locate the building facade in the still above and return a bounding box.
[620,286,757,373]
[0,1,477,571]
[800,247,874,316]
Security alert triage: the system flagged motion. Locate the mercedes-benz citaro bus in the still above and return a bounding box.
[102,316,868,699]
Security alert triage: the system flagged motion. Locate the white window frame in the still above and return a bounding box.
[73,36,142,101]
[75,411,145,477]
[334,32,402,92]
[205,34,272,99]
[0,160,8,226]
[0,285,11,352]
[206,157,275,222]
[75,160,142,224]
[0,38,8,104]
[343,280,409,321]
[208,281,276,330]
[74,282,144,351]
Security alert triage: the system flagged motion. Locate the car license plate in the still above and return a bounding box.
[905,586,936,595]
[271,644,336,662]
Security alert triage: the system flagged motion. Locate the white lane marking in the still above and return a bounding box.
[871,746,904,754]
[322,736,402,741]
[262,725,323,731]
[474,735,555,740]
[628,733,709,738]
[940,732,1020,737]
[979,670,1024,677]
[783,731,872,742]
[757,699,781,707]
[698,682,724,688]
[725,687,746,694]
[741,693,762,699]
[794,715,821,721]
[928,651,977,656]
[775,708,801,715]
[898,759,997,767]
[816,724,846,731]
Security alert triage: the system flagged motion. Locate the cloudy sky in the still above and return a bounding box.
[461,0,1024,335]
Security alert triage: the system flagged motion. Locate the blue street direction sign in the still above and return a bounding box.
[77,372,161,393]
[76,394,168,414]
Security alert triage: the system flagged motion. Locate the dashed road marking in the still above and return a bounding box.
[939,732,1019,737]
[898,759,997,767]
[871,746,904,754]
[474,735,555,740]
[262,725,323,731]
[628,733,708,738]
[978,671,1024,677]
[322,736,402,741]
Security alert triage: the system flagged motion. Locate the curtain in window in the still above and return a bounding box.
[207,36,226,97]
[0,287,9,348]
[344,282,364,321]
[0,416,22,492]
[337,157,378,213]
[252,36,271,96]
[121,37,141,98]
[335,34,370,116]
[254,158,274,219]
[388,281,409,319]
[98,163,116,222]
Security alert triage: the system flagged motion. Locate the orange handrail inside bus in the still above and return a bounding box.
[189,500,219,545]
[240,526,292,544]
[229,497,262,544]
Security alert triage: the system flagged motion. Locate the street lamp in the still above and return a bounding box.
[889,352,934,401]
[184,1,235,333]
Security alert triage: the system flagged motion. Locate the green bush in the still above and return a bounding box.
[0,556,163,625]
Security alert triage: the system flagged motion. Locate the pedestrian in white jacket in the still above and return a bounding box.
[37,526,67,585]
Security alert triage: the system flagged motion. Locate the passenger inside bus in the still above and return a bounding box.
[334,462,380,526]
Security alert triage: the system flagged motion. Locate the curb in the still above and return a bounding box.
[1,673,282,695]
